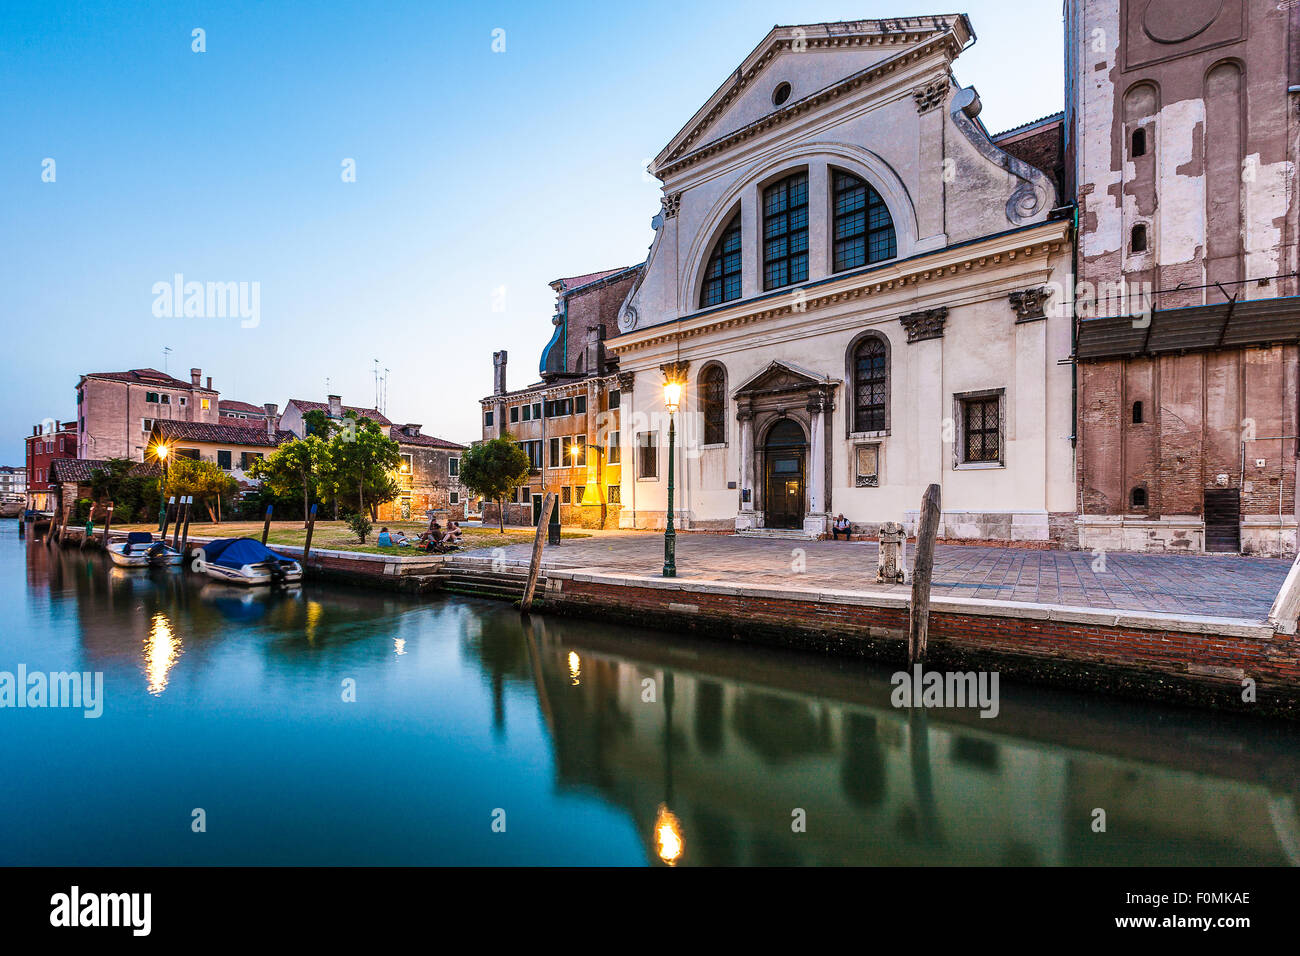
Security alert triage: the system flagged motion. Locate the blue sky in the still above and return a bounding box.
[0,0,1064,463]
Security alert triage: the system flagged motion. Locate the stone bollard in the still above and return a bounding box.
[877,521,908,584]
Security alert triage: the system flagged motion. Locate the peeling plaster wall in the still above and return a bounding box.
[1070,0,1300,554]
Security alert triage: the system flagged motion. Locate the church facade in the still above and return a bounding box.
[610,17,1077,542]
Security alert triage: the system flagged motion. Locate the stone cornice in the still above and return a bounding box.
[478,372,622,406]
[608,221,1070,356]
[657,30,964,179]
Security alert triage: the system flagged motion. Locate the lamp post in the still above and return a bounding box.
[662,379,682,578]
[154,444,169,532]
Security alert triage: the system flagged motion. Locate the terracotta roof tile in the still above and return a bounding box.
[287,399,392,426]
[151,420,292,447]
[50,458,160,483]
[81,368,215,391]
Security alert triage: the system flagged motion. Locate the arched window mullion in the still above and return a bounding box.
[850,335,889,434]
[700,365,727,445]
[833,171,896,272]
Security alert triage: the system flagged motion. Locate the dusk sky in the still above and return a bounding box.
[0,0,1064,464]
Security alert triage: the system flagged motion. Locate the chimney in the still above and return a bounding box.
[206,376,212,390]
[493,351,508,395]
[190,368,201,386]
[264,403,278,439]
[328,394,342,418]
[584,326,606,377]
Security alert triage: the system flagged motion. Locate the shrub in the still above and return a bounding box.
[345,512,372,543]
[73,498,93,523]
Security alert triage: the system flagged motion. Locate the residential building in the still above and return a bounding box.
[480,265,641,528]
[0,466,27,498]
[148,411,294,488]
[1068,0,1300,556]
[47,458,159,520]
[218,400,276,425]
[279,395,392,437]
[77,367,220,461]
[25,420,77,511]
[609,17,1074,542]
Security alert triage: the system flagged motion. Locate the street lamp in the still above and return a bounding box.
[662,379,682,577]
[154,444,169,531]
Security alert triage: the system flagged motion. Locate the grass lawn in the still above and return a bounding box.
[112,520,590,555]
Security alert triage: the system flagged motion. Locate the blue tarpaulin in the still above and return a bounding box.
[203,538,292,569]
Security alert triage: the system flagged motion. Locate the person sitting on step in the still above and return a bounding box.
[832,514,852,540]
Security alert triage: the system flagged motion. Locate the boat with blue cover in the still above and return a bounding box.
[107,531,183,568]
[197,537,303,587]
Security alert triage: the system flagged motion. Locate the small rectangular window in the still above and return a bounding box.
[575,485,585,504]
[575,395,587,414]
[142,418,154,432]
[608,430,620,465]
[450,491,459,505]
[484,410,494,427]
[521,404,531,421]
[561,486,571,504]
[549,437,560,467]
[608,390,620,410]
[201,398,211,411]
[145,392,159,403]
[573,435,587,467]
[510,406,519,423]
[217,450,232,470]
[962,397,1001,463]
[637,432,658,479]
[608,485,621,504]
[449,456,460,477]
[160,394,170,404]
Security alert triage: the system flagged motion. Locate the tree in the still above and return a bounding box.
[325,414,401,520]
[165,458,240,522]
[248,436,331,527]
[459,437,531,533]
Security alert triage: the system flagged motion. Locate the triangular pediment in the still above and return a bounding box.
[654,15,971,174]
[733,360,838,397]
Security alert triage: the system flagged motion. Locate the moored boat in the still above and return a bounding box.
[107,531,184,568]
[197,537,302,587]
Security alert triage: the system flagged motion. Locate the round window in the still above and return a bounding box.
[772,82,791,107]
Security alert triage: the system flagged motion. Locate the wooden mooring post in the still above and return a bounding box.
[302,504,318,565]
[160,496,175,542]
[261,505,273,545]
[46,500,60,548]
[520,493,556,613]
[179,499,194,553]
[100,502,115,548]
[908,483,941,668]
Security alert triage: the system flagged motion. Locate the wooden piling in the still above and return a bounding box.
[302,504,318,564]
[101,502,115,547]
[171,496,187,549]
[908,483,941,668]
[261,505,273,545]
[179,498,193,553]
[160,496,175,541]
[521,493,556,613]
[46,500,60,548]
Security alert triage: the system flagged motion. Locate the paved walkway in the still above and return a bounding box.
[467,529,1292,621]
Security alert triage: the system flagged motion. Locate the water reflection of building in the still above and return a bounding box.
[521,616,1297,866]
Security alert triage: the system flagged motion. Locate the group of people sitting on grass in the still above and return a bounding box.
[377,518,464,552]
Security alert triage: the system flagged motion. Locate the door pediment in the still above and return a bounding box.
[733,360,838,398]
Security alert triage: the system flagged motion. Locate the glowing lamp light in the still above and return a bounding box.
[662,381,682,414]
[654,803,684,866]
[155,444,169,461]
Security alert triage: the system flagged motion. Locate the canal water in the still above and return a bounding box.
[2,521,1298,866]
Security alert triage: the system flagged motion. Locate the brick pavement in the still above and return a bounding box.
[464,529,1292,621]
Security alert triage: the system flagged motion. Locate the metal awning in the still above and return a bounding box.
[1077,296,1300,361]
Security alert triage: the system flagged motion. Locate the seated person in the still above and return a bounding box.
[832,514,852,540]
[443,521,463,544]
[377,527,394,547]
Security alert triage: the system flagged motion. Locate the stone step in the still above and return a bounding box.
[734,529,819,541]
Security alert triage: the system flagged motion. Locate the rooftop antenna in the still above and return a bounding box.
[383,367,390,415]
[162,346,172,374]
[373,358,380,410]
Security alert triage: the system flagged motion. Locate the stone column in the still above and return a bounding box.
[804,395,828,536]
[736,406,756,531]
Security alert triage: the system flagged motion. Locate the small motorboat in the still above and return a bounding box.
[108,531,184,568]
[197,537,302,587]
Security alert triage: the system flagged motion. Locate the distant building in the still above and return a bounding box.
[0,466,26,498]
[77,367,220,461]
[282,395,466,521]
[148,415,294,488]
[480,265,641,528]
[25,420,77,511]
[218,399,276,426]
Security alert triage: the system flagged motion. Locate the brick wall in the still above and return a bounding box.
[545,576,1300,718]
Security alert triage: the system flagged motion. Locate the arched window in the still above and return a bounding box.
[833,171,896,272]
[763,172,809,290]
[852,335,888,433]
[1132,400,1143,424]
[1130,486,1147,509]
[700,365,726,445]
[1131,127,1147,157]
[700,214,742,307]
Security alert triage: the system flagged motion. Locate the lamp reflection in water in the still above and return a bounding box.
[144,612,181,695]
[394,638,406,656]
[567,651,581,686]
[654,803,684,866]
